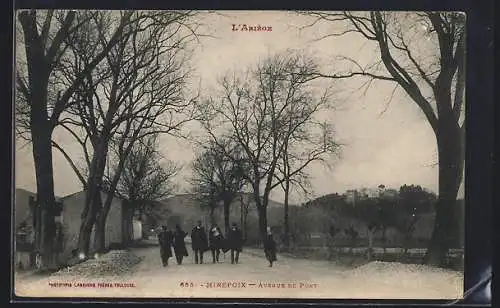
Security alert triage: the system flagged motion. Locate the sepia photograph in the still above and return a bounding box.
[13,10,465,299]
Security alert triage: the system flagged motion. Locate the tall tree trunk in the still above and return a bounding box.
[283,179,290,249]
[223,198,231,235]
[240,196,244,237]
[31,124,57,269]
[382,227,387,254]
[77,192,99,258]
[257,206,268,244]
[94,155,129,252]
[77,192,98,257]
[23,24,56,269]
[128,203,134,243]
[425,118,463,266]
[94,188,116,252]
[121,201,133,244]
[239,195,249,241]
[19,11,44,268]
[260,192,272,243]
[94,209,107,253]
[243,205,249,242]
[77,141,109,256]
[209,206,215,226]
[252,181,270,244]
[403,234,411,257]
[93,126,142,252]
[367,228,374,261]
[126,215,132,244]
[403,222,415,257]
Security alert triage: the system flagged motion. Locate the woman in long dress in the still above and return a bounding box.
[172,224,189,265]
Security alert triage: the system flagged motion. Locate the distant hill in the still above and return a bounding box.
[150,192,294,222]
[143,192,298,243]
[150,193,204,228]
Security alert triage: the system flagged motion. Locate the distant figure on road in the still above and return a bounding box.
[172,224,189,265]
[227,222,243,264]
[191,220,208,264]
[209,223,224,263]
[158,225,173,267]
[264,226,277,267]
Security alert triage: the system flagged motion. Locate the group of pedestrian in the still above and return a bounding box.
[157,220,277,267]
[158,224,188,266]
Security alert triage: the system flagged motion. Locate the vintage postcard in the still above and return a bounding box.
[13,10,465,300]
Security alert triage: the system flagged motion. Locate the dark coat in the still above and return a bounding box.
[158,230,174,258]
[209,226,224,250]
[264,234,277,262]
[191,226,209,251]
[172,229,189,257]
[227,226,243,251]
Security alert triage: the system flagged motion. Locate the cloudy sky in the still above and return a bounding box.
[14,11,465,204]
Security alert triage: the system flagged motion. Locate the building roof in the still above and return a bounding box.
[60,189,123,202]
[60,191,82,201]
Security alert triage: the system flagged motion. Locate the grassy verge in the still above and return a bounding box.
[277,246,464,270]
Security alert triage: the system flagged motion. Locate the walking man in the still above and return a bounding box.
[158,225,173,267]
[227,222,243,264]
[209,223,224,263]
[173,224,189,265]
[191,220,208,264]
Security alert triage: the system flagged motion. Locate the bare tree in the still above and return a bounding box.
[298,11,465,265]
[342,191,381,261]
[15,10,141,268]
[238,192,252,241]
[395,184,437,255]
[344,225,359,254]
[51,10,199,255]
[376,188,400,255]
[190,138,248,234]
[275,119,340,249]
[198,51,338,242]
[104,134,179,244]
[190,166,219,226]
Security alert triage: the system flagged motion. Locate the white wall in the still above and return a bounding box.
[132,219,142,241]
[103,191,123,246]
[61,191,124,262]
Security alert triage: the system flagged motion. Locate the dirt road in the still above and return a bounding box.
[14,244,463,299]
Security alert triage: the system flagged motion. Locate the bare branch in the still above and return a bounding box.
[39,10,54,50]
[16,72,30,100]
[378,83,399,117]
[452,31,466,122]
[198,50,341,223]
[51,140,87,187]
[46,11,76,65]
[397,33,436,90]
